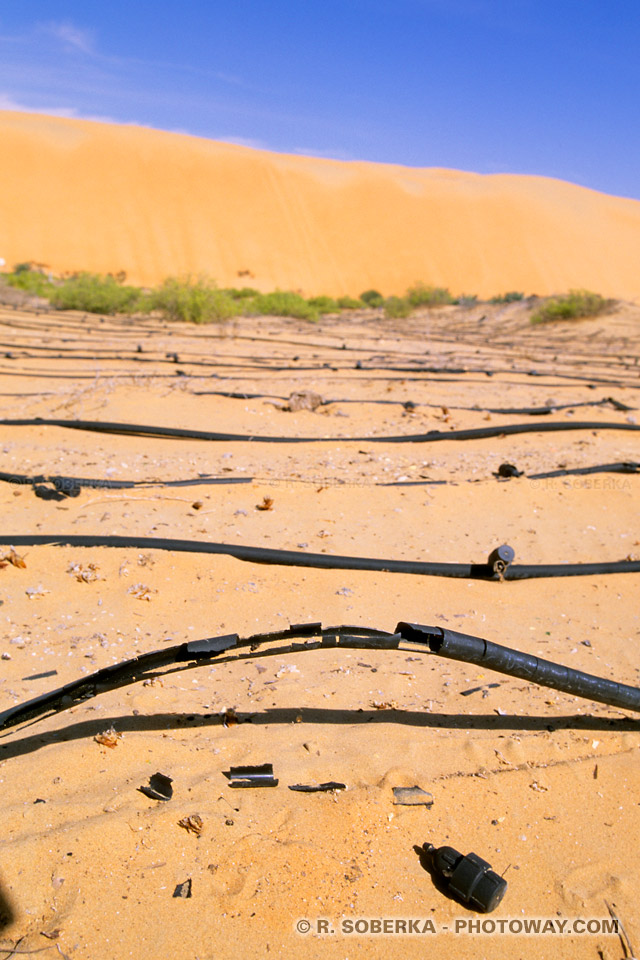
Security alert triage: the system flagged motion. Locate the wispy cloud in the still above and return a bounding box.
[41,21,95,55]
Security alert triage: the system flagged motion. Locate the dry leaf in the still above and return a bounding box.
[25,584,49,599]
[94,727,122,748]
[127,583,155,601]
[530,781,548,792]
[68,561,100,583]
[222,708,238,728]
[3,547,26,569]
[256,496,274,511]
[178,814,203,837]
[370,700,398,711]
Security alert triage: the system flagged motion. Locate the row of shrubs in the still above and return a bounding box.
[2,264,612,324]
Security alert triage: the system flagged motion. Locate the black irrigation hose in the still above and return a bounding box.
[193,391,634,416]
[1,534,639,579]
[2,461,638,499]
[0,368,634,391]
[0,470,252,495]
[1,620,638,734]
[396,623,640,714]
[2,353,638,385]
[529,462,640,480]
[2,417,639,444]
[385,461,640,486]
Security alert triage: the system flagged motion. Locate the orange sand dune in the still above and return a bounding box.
[1,109,640,299]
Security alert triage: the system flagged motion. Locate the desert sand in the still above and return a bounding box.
[0,294,639,960]
[2,110,640,299]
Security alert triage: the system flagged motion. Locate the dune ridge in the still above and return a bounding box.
[1,109,639,300]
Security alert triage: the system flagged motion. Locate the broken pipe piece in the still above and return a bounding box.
[392,786,434,806]
[227,763,278,788]
[173,879,192,898]
[139,772,173,801]
[288,782,346,792]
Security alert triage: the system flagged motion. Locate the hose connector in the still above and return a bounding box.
[487,544,515,580]
[422,843,507,912]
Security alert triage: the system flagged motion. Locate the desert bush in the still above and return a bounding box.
[406,283,454,307]
[530,289,613,324]
[5,266,55,298]
[383,295,412,319]
[359,289,384,307]
[336,295,363,309]
[490,291,525,304]
[251,290,319,321]
[150,276,238,323]
[49,272,143,314]
[307,295,339,313]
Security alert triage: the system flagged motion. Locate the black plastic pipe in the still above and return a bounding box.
[396,623,640,712]
[1,417,639,444]
[1,461,637,498]
[0,470,252,493]
[1,621,638,735]
[1,534,639,579]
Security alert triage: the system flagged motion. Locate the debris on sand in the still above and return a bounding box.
[127,582,156,600]
[1,547,27,569]
[173,879,192,898]
[25,584,49,599]
[94,727,122,748]
[68,561,100,582]
[178,814,204,836]
[278,390,324,412]
[227,763,278,788]
[288,782,346,793]
[222,707,239,728]
[392,786,434,807]
[139,772,174,801]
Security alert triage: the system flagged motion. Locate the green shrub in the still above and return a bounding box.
[490,291,525,304]
[150,276,238,323]
[531,289,613,324]
[383,295,412,319]
[359,289,384,307]
[49,272,143,314]
[6,267,55,298]
[336,295,363,309]
[406,283,454,307]
[307,295,339,313]
[251,290,319,321]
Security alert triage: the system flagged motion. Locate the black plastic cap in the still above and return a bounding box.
[424,844,507,913]
[488,544,515,571]
[468,868,507,913]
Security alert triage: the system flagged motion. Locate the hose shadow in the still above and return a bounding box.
[1,707,638,761]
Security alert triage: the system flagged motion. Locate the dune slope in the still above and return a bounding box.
[1,110,640,299]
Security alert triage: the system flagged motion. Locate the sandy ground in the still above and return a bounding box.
[2,110,640,300]
[0,298,639,960]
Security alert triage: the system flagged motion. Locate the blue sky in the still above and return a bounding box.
[1,0,639,199]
